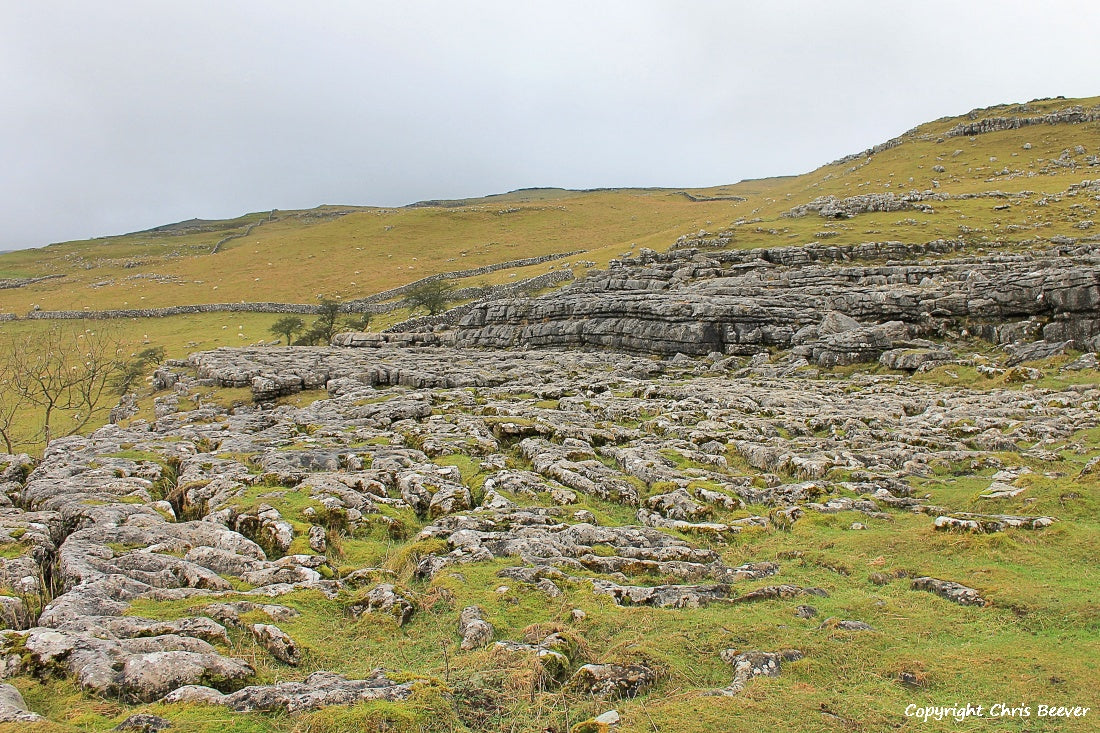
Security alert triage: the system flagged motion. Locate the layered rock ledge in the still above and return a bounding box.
[334,240,1100,361]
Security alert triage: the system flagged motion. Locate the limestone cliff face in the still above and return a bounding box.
[365,240,1100,361]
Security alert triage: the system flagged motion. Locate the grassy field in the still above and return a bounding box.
[0,192,743,314]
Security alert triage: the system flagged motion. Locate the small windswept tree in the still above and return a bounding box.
[297,297,346,345]
[111,345,166,395]
[405,280,454,315]
[313,297,343,343]
[343,312,372,332]
[269,315,305,346]
[295,298,372,345]
[0,367,20,455]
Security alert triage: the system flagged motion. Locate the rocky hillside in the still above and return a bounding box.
[343,236,1100,364]
[1,95,1097,324]
[0,97,1098,731]
[1,335,1098,730]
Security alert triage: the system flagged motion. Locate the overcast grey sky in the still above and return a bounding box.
[2,1,1098,250]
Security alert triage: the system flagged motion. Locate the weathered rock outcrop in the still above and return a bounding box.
[161,670,414,712]
[566,663,656,698]
[338,241,1100,362]
[457,606,494,650]
[713,649,804,696]
[946,105,1100,138]
[0,316,1093,722]
[911,577,988,606]
[784,191,943,218]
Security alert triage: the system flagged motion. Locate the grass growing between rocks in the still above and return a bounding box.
[14,449,1093,732]
[10,676,457,733]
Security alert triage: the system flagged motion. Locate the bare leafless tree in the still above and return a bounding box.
[0,323,128,451]
[0,362,20,454]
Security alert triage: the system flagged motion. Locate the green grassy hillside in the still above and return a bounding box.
[2,94,1096,319]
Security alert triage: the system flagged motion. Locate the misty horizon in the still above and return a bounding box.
[3,1,1099,251]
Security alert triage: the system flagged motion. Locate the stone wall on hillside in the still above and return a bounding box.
[343,251,583,308]
[0,275,65,290]
[24,302,321,320]
[10,258,582,322]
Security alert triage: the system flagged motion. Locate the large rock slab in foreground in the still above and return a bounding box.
[713,649,805,696]
[161,670,414,713]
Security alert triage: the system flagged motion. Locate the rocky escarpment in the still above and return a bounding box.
[827,101,1100,166]
[342,240,1100,364]
[783,190,944,218]
[946,104,1100,138]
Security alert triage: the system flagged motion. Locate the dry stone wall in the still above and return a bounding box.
[24,302,320,320]
[8,256,581,322]
[0,275,64,290]
[343,251,582,308]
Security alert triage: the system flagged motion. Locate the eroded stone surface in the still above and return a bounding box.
[457,606,494,650]
[713,649,804,696]
[566,663,656,698]
[160,670,414,712]
[911,577,988,606]
[251,623,301,665]
[0,298,1093,716]
[330,241,1100,361]
[114,713,173,731]
[349,584,415,626]
[933,513,1055,532]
